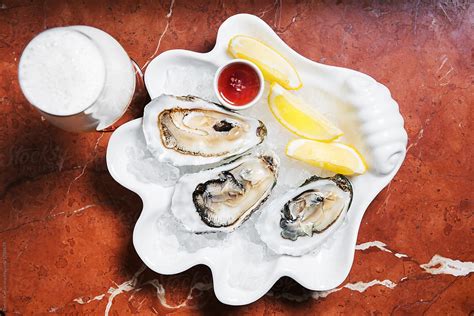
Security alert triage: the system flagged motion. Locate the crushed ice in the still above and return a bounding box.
[126,137,180,187]
[162,64,219,103]
[128,69,345,289]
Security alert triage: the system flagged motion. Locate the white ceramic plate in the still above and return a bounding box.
[106,14,407,305]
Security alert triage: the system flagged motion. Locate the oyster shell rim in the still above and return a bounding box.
[279,174,353,240]
[170,150,280,233]
[142,94,267,167]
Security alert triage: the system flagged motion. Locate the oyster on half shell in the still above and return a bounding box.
[142,95,266,166]
[256,175,353,256]
[171,151,279,233]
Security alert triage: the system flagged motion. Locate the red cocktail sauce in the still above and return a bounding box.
[217,62,261,106]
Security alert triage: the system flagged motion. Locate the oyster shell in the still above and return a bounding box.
[256,175,353,256]
[171,151,279,233]
[142,95,266,166]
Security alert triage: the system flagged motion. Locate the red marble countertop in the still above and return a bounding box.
[1,1,472,315]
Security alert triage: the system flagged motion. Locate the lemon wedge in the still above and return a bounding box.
[286,139,367,175]
[228,35,302,90]
[268,83,343,141]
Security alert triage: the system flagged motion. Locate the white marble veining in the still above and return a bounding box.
[420,255,474,277]
[71,239,473,312]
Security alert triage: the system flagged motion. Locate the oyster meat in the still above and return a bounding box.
[142,95,266,166]
[171,151,279,233]
[256,175,353,256]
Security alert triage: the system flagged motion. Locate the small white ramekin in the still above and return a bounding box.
[213,59,264,111]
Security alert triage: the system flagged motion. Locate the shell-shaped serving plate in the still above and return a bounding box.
[106,14,407,305]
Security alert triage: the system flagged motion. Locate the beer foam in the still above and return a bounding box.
[19,28,106,116]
